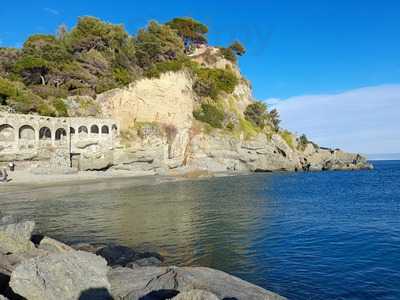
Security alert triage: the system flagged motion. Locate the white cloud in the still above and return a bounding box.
[266,85,400,154]
[44,7,60,15]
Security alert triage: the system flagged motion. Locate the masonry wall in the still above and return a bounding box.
[0,112,119,168]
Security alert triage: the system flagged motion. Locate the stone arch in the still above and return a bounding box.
[19,125,35,140]
[91,125,99,134]
[0,124,15,142]
[112,124,118,136]
[55,128,67,140]
[101,125,109,134]
[70,127,75,135]
[78,126,88,134]
[39,127,51,140]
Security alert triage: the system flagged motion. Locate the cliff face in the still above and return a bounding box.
[83,55,371,175]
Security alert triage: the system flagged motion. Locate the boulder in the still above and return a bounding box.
[0,215,35,254]
[38,237,74,253]
[10,251,111,300]
[108,266,286,300]
[96,244,163,268]
[172,289,220,300]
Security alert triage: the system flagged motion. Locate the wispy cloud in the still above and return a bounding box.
[266,85,400,154]
[44,7,60,16]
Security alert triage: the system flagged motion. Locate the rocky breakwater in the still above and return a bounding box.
[0,212,286,300]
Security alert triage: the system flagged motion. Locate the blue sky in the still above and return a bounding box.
[0,0,399,154]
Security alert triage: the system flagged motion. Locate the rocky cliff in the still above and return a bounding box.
[76,49,371,175]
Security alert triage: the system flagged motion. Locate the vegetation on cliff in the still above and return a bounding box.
[0,16,240,117]
[0,15,286,142]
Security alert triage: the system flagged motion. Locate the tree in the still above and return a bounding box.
[135,21,184,68]
[244,101,268,128]
[166,17,208,49]
[269,108,280,131]
[65,16,128,53]
[15,56,49,85]
[22,34,71,62]
[229,41,246,56]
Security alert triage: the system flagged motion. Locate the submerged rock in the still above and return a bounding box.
[96,244,163,268]
[10,251,111,300]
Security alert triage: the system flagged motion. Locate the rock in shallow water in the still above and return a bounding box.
[96,244,163,268]
[10,250,111,300]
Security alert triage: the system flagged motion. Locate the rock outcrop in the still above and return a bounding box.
[0,213,286,300]
[9,251,111,300]
[108,266,285,300]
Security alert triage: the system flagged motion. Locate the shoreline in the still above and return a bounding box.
[0,169,251,193]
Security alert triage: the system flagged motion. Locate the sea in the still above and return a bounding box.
[0,160,399,300]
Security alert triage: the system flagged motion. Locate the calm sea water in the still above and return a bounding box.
[0,160,399,300]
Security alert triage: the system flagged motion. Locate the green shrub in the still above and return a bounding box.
[29,85,68,99]
[113,67,134,85]
[0,77,18,101]
[95,76,119,94]
[193,103,224,128]
[219,47,237,63]
[244,101,268,128]
[280,130,294,149]
[298,134,309,151]
[144,58,199,78]
[52,98,68,117]
[229,41,246,56]
[193,68,238,99]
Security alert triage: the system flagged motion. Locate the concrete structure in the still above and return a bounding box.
[0,112,119,169]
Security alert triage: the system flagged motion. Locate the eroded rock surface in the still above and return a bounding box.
[9,251,111,300]
[108,266,286,300]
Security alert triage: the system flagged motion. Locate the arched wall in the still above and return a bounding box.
[0,113,119,158]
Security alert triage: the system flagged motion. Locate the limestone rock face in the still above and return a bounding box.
[108,266,286,300]
[97,71,195,131]
[187,132,301,173]
[10,251,111,300]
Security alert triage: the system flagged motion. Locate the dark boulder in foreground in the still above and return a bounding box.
[96,244,163,268]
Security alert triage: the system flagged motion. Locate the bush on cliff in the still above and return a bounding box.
[193,103,225,128]
[244,101,268,128]
[298,134,309,151]
[193,68,238,99]
[218,41,246,64]
[280,130,294,149]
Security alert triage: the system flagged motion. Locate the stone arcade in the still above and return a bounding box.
[0,112,119,170]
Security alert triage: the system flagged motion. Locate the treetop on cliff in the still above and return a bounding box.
[166,17,208,48]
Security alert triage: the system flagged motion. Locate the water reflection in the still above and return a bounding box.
[0,174,276,272]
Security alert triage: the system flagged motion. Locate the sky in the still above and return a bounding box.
[0,0,399,154]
